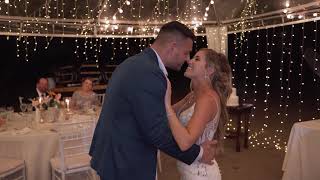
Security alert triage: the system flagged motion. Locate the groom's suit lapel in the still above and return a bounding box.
[142,47,167,78]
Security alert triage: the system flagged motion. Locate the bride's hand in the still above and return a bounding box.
[165,77,172,108]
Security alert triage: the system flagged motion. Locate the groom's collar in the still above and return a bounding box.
[150,47,168,76]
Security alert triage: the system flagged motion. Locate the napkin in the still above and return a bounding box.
[11,127,32,135]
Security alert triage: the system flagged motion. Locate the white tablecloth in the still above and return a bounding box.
[282,120,320,180]
[0,120,59,180]
[0,112,98,180]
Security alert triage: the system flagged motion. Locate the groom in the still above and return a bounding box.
[89,21,217,180]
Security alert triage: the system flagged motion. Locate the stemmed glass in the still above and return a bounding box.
[27,104,33,112]
[25,115,33,128]
[20,103,27,112]
[6,106,14,112]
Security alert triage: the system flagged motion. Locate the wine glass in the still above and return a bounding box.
[27,104,33,112]
[20,103,27,112]
[6,106,14,112]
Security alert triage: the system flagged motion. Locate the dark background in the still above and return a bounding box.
[0,36,207,106]
[1,21,320,128]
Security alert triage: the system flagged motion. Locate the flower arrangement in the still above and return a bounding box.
[31,91,63,110]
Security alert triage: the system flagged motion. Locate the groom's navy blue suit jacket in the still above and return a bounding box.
[89,48,200,180]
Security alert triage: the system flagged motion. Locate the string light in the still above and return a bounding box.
[0,0,210,38]
[33,36,37,52]
[249,29,260,147]
[94,38,99,68]
[84,36,88,61]
[242,31,250,103]
[313,21,320,118]
[98,37,102,55]
[233,0,257,35]
[277,26,286,126]
[285,1,290,8]
[16,37,20,58]
[312,21,320,120]
[287,14,294,19]
[261,28,272,149]
[226,33,239,132]
[24,36,29,62]
[231,33,239,87]
[74,38,79,59]
[298,23,305,122]
[111,37,115,60]
[125,37,129,56]
[202,0,215,21]
[275,25,287,150]
[283,25,294,124]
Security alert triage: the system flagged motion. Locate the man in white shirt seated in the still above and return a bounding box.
[14,77,49,112]
[35,77,49,98]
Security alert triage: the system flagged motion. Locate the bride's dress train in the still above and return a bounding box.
[177,103,222,180]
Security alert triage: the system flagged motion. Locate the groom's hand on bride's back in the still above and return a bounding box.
[199,140,218,165]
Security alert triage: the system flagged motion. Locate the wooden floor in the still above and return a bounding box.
[158,139,285,180]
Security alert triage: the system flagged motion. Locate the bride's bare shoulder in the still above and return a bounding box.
[198,90,219,103]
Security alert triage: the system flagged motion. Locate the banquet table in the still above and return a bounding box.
[0,112,98,180]
[282,120,320,180]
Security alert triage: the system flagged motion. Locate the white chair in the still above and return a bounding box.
[96,94,105,105]
[50,120,97,180]
[0,141,26,180]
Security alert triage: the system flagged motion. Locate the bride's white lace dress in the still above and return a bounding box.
[177,103,222,180]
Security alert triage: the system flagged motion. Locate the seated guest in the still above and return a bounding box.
[70,78,99,110]
[14,77,49,111]
[28,77,49,100]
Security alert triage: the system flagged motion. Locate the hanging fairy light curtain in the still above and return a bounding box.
[205,26,227,55]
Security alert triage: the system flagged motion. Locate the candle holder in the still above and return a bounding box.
[65,98,70,112]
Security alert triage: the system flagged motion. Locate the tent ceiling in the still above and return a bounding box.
[0,0,319,37]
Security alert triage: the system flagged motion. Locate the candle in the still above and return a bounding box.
[39,97,42,104]
[65,99,70,111]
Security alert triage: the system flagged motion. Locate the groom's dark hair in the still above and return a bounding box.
[155,21,195,44]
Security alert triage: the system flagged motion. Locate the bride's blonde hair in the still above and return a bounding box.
[201,48,232,154]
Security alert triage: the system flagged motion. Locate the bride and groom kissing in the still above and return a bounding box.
[89,21,232,180]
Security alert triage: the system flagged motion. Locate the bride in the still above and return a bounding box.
[165,48,232,180]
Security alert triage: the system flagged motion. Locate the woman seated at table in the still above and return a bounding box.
[70,78,99,111]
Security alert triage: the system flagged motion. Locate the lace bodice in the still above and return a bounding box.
[178,103,220,145]
[177,102,222,179]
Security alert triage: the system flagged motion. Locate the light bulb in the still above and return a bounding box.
[285,1,290,8]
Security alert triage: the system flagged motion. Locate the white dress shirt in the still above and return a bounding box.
[150,48,203,161]
[36,88,45,98]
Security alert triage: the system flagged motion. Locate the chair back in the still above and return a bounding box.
[54,120,96,170]
[96,94,105,105]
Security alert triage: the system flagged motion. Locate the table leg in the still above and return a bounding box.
[236,113,241,152]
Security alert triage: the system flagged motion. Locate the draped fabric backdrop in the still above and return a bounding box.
[206,26,228,55]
